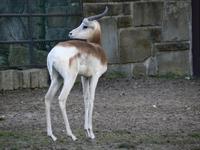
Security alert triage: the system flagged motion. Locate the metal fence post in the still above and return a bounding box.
[27,0,34,65]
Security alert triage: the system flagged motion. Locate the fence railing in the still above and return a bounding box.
[0,0,83,70]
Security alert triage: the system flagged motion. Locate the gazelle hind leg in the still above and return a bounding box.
[88,75,99,139]
[45,74,62,141]
[58,73,78,141]
[81,76,90,137]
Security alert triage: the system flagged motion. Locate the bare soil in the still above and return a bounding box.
[0,77,200,150]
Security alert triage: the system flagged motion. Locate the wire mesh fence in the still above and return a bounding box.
[0,0,83,70]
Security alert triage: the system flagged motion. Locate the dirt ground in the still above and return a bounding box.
[0,77,200,150]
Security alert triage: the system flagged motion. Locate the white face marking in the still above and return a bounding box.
[69,18,95,40]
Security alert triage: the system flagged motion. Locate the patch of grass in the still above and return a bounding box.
[155,72,185,79]
[135,134,169,144]
[0,118,5,121]
[106,71,127,79]
[191,148,200,150]
[1,129,200,149]
[0,130,50,149]
[96,130,200,147]
[188,133,200,139]
[10,148,19,150]
[118,143,135,149]
[0,131,11,136]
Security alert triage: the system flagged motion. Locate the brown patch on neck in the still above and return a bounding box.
[57,40,107,65]
[89,29,101,45]
[88,21,101,45]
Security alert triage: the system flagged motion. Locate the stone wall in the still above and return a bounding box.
[83,0,192,77]
[0,0,192,90]
[0,69,48,90]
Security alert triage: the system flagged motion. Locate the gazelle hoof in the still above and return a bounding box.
[90,134,95,139]
[48,134,57,141]
[71,134,77,141]
[85,129,95,139]
[89,132,95,139]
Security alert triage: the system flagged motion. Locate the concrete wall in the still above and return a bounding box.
[83,0,192,77]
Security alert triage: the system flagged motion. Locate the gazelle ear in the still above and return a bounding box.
[87,6,108,21]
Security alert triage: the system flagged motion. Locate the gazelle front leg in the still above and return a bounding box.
[87,75,99,139]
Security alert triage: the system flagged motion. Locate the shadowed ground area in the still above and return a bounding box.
[0,77,200,150]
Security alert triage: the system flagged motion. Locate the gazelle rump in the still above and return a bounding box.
[45,7,108,141]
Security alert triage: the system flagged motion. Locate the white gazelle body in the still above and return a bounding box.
[47,44,107,82]
[45,7,108,141]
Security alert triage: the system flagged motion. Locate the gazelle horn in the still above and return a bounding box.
[87,6,108,21]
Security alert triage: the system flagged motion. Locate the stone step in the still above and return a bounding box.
[0,69,49,91]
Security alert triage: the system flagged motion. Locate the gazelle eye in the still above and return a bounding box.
[83,25,88,29]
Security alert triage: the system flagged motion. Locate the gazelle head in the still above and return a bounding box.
[68,7,108,45]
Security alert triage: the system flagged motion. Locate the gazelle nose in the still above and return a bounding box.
[68,32,72,37]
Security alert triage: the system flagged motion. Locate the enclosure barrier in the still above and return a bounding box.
[0,0,83,69]
[0,69,48,91]
[0,0,83,90]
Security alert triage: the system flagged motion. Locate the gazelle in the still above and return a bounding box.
[45,7,108,141]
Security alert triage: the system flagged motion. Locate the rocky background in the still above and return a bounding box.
[0,0,192,90]
[83,0,192,77]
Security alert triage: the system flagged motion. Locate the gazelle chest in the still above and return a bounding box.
[78,54,101,77]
